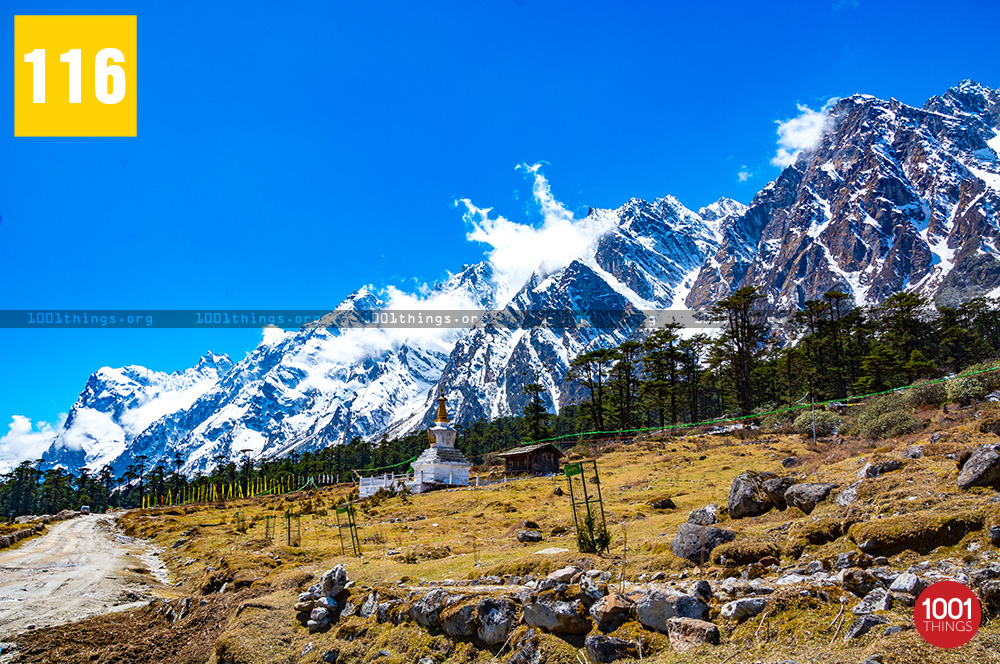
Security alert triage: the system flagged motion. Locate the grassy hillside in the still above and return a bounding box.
[10,400,1000,664]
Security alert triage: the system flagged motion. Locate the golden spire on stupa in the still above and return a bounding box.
[434,391,450,424]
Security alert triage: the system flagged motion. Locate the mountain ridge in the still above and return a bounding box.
[9,80,1000,477]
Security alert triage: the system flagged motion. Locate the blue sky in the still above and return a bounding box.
[1,0,997,457]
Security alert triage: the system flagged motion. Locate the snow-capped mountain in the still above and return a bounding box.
[688,80,1000,309]
[20,80,1000,477]
[39,353,233,472]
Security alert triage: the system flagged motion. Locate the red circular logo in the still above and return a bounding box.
[914,580,982,648]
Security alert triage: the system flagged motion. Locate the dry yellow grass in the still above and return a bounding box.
[25,403,1000,663]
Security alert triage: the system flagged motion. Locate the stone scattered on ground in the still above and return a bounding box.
[671,522,736,563]
[845,614,887,641]
[728,470,778,519]
[688,504,719,526]
[666,616,720,652]
[784,482,837,515]
[957,443,1000,489]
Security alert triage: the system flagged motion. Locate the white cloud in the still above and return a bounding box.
[738,166,754,182]
[0,415,62,468]
[460,163,615,301]
[772,100,838,168]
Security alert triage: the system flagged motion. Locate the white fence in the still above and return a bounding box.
[358,472,411,498]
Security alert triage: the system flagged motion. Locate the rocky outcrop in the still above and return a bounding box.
[585,634,639,663]
[635,589,710,632]
[476,597,517,645]
[728,470,778,518]
[666,617,720,652]
[784,483,838,515]
[720,597,767,622]
[688,504,719,525]
[589,592,634,633]
[523,595,591,634]
[957,444,1000,489]
[671,522,737,563]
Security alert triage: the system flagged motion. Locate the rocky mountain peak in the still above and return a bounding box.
[24,80,1000,478]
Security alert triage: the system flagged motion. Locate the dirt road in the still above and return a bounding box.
[0,515,168,640]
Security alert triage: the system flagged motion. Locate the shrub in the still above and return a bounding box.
[753,403,793,430]
[860,410,920,440]
[793,410,842,437]
[903,379,947,408]
[946,360,1000,405]
[855,392,907,430]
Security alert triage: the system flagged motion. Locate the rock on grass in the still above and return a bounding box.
[957,444,1000,489]
[666,617,720,652]
[784,483,837,515]
[671,523,736,564]
[635,589,709,633]
[728,470,778,519]
[844,614,886,641]
[585,634,639,663]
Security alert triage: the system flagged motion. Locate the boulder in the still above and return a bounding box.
[671,522,736,563]
[523,595,591,634]
[688,504,719,526]
[865,459,902,478]
[517,530,543,543]
[650,496,677,510]
[852,588,892,614]
[441,604,477,638]
[579,576,605,605]
[839,568,879,597]
[476,597,517,645]
[958,444,1000,489]
[589,592,634,633]
[359,592,378,619]
[888,573,925,595]
[409,589,450,630]
[763,477,796,510]
[503,630,542,664]
[901,445,925,459]
[720,597,767,622]
[729,470,779,518]
[990,526,1000,547]
[844,614,886,641]
[635,588,709,633]
[585,634,639,663]
[784,483,837,515]
[835,480,862,507]
[690,579,712,603]
[546,566,580,584]
[320,565,349,596]
[666,617,720,652]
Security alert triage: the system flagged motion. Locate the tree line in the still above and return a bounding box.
[2,289,997,518]
[560,288,999,435]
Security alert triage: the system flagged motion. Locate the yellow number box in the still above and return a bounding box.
[15,15,137,136]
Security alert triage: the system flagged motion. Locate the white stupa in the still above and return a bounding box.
[410,393,472,487]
